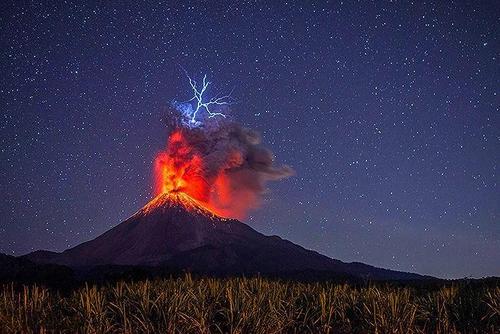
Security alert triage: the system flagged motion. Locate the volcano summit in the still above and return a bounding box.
[25,192,428,281]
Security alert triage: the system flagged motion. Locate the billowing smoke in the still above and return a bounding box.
[154,71,293,219]
[154,121,294,219]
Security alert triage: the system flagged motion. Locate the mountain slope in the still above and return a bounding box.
[24,192,429,280]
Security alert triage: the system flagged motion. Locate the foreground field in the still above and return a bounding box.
[0,276,498,333]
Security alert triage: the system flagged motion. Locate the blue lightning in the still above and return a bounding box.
[186,74,231,121]
[173,71,233,128]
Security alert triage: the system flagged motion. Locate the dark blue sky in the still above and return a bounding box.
[1,1,498,278]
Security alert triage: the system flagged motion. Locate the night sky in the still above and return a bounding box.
[1,1,498,278]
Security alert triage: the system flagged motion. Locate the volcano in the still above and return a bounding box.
[23,192,429,281]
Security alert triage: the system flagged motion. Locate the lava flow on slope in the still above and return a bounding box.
[139,191,228,221]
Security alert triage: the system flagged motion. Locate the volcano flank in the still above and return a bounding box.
[24,193,430,281]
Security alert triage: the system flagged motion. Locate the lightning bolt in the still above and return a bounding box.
[183,71,233,124]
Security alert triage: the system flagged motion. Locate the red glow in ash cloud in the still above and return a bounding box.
[153,125,293,219]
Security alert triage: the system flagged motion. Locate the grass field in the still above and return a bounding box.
[0,275,498,333]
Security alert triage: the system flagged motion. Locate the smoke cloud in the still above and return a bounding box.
[154,121,294,219]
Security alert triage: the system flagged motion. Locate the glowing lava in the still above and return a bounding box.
[153,125,293,220]
[141,191,226,220]
[153,129,223,217]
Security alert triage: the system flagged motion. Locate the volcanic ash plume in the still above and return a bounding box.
[154,123,294,219]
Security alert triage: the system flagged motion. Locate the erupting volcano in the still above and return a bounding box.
[22,73,428,281]
[153,124,293,219]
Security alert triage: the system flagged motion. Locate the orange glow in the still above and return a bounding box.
[153,126,293,220]
[154,130,227,217]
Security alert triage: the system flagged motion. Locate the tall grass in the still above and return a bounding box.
[0,276,498,333]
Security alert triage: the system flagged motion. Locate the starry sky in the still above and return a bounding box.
[1,1,498,279]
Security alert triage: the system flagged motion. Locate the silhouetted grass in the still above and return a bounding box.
[0,275,498,333]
